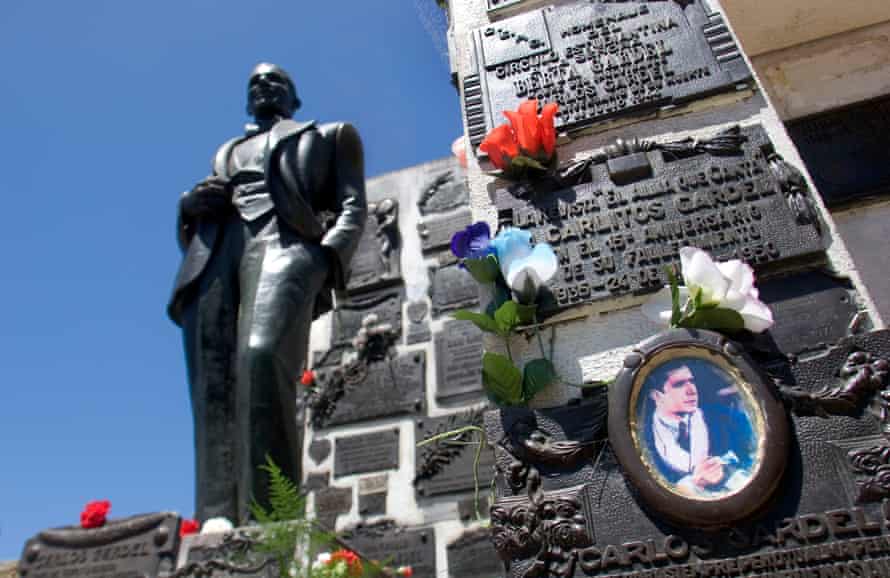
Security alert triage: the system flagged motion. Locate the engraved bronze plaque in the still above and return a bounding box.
[787,95,890,207]
[331,289,402,347]
[19,513,180,578]
[429,265,480,317]
[446,529,504,578]
[435,320,485,404]
[464,0,750,146]
[415,408,496,497]
[485,330,890,578]
[312,351,425,428]
[179,530,277,578]
[495,124,824,317]
[418,208,472,254]
[334,429,400,477]
[417,169,469,216]
[314,486,353,530]
[341,523,436,578]
[347,198,401,293]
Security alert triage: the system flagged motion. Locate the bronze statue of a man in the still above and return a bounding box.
[168,63,366,523]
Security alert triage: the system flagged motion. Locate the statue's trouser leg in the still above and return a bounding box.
[181,216,244,523]
[235,218,329,523]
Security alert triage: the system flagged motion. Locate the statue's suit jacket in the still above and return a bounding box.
[167,120,367,324]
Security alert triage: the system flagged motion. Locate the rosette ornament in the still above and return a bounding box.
[480,100,558,179]
[642,247,774,333]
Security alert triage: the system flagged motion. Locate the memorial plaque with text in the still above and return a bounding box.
[485,330,890,578]
[435,320,484,403]
[342,523,436,578]
[335,429,400,477]
[347,199,401,293]
[464,0,750,146]
[331,289,402,346]
[429,265,480,317]
[787,96,890,207]
[418,208,472,254]
[20,513,180,578]
[313,351,425,428]
[496,124,824,317]
[446,529,504,578]
[415,409,496,497]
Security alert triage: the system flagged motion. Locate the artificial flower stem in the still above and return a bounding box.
[504,336,514,363]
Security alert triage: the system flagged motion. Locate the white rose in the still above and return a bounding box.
[642,247,774,333]
[199,517,234,535]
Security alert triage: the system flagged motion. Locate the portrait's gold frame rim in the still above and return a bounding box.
[608,328,790,527]
[628,346,768,502]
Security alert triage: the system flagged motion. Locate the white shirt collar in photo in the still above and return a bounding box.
[652,408,709,474]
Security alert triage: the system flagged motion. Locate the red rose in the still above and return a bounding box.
[80,500,111,529]
[397,566,414,577]
[479,124,519,170]
[503,100,542,157]
[479,100,559,171]
[300,369,314,387]
[179,518,199,538]
[329,549,362,577]
[539,102,558,157]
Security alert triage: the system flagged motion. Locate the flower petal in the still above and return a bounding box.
[679,246,729,304]
[479,124,519,170]
[450,228,471,259]
[642,286,690,325]
[465,221,492,258]
[716,259,755,295]
[539,102,558,158]
[737,296,774,333]
[506,243,558,289]
[451,136,467,168]
[504,100,542,157]
[491,228,533,281]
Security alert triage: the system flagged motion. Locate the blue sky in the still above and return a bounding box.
[0,0,461,559]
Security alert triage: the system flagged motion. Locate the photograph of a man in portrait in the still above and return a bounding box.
[636,357,761,499]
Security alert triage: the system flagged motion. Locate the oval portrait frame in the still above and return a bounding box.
[608,328,789,527]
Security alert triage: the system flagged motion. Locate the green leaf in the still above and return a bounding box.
[482,352,523,405]
[666,266,681,327]
[515,302,537,324]
[679,307,745,331]
[510,155,547,171]
[464,254,500,284]
[522,358,555,401]
[495,301,536,333]
[453,309,501,334]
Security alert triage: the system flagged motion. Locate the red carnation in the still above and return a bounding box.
[329,549,362,577]
[300,369,315,387]
[80,500,111,529]
[179,518,199,538]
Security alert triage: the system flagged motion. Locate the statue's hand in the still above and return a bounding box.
[181,176,232,218]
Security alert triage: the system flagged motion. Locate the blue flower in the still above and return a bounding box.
[491,228,558,303]
[450,221,495,260]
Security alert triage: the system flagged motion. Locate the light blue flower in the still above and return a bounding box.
[491,228,558,303]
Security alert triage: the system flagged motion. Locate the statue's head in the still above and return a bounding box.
[246,62,300,120]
